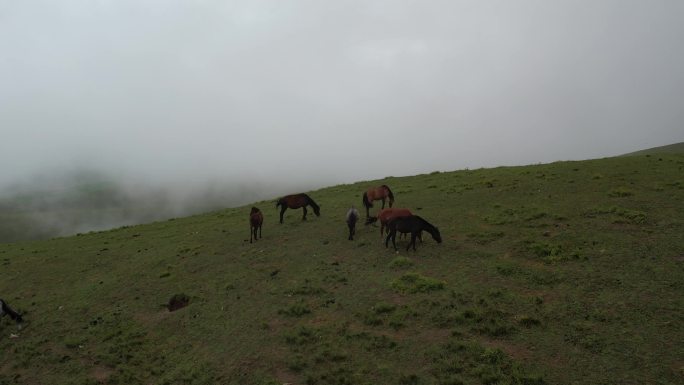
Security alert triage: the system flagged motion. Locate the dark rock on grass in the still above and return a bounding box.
[168,294,190,312]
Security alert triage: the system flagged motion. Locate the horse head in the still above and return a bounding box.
[432,227,442,243]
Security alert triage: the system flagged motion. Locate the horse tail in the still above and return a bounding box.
[382,185,394,204]
[362,192,372,208]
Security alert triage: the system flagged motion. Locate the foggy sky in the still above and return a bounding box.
[2,0,683,194]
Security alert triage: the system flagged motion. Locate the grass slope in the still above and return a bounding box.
[621,142,684,156]
[1,154,683,385]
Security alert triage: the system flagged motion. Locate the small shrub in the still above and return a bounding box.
[518,315,542,327]
[399,374,420,385]
[608,187,633,197]
[391,273,445,294]
[374,302,396,314]
[284,326,318,345]
[389,256,414,269]
[278,303,311,317]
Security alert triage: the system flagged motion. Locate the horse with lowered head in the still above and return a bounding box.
[276,193,320,224]
[362,185,394,218]
[385,215,442,251]
[249,207,263,243]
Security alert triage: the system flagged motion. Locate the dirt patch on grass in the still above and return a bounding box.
[91,365,114,383]
[274,366,300,385]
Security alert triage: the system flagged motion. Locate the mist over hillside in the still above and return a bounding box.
[0,169,319,243]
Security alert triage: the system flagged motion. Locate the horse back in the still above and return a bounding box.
[250,211,263,226]
[281,194,307,209]
[346,208,359,224]
[378,208,412,224]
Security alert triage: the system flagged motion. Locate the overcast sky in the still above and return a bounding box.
[1,0,683,193]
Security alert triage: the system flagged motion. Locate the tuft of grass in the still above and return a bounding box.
[584,206,647,224]
[391,273,445,294]
[278,303,312,317]
[608,187,634,197]
[388,256,414,269]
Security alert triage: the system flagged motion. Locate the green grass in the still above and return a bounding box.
[1,154,684,384]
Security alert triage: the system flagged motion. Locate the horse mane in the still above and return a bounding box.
[414,215,436,232]
[382,185,394,201]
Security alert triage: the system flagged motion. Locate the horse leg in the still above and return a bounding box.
[385,229,397,250]
[250,225,253,243]
[279,206,287,224]
[348,223,353,240]
[302,206,308,220]
[409,233,417,251]
[381,198,385,209]
[259,224,262,239]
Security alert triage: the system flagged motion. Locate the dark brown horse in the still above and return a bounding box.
[362,185,394,218]
[276,193,320,224]
[249,207,263,243]
[385,215,442,251]
[0,299,23,325]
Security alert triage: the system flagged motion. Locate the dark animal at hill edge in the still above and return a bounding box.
[0,299,23,325]
[346,207,360,240]
[249,207,263,243]
[386,215,442,251]
[276,193,320,224]
[362,185,394,218]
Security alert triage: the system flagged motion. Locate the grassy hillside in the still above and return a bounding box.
[621,141,684,156]
[1,154,683,385]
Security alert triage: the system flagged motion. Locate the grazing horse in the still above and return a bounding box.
[249,207,263,243]
[367,208,414,238]
[362,185,394,218]
[0,299,23,325]
[346,206,360,240]
[276,193,320,224]
[385,215,442,251]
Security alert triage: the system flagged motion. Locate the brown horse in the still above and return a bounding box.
[249,207,263,243]
[362,185,394,218]
[367,208,413,238]
[276,193,320,224]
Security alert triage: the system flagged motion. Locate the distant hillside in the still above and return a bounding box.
[621,141,684,156]
[0,171,288,243]
[1,154,683,385]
